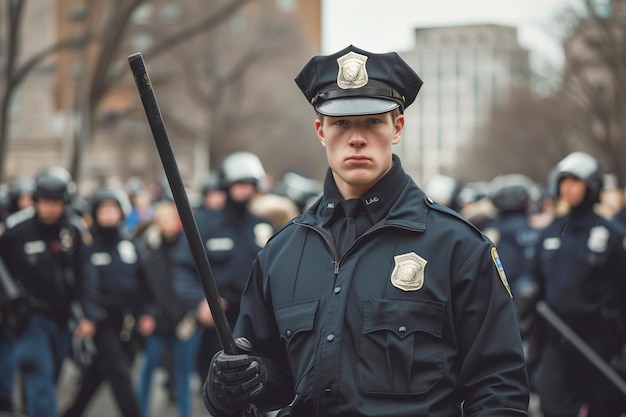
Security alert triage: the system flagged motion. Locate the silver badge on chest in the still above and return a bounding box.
[588,225,609,253]
[118,240,138,264]
[390,252,427,291]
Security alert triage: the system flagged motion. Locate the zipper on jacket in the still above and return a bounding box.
[294,220,425,276]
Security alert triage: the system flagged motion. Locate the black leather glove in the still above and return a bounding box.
[206,337,266,416]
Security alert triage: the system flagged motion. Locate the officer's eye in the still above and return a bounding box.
[333,119,350,126]
[365,117,382,125]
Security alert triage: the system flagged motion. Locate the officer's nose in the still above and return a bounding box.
[348,128,366,147]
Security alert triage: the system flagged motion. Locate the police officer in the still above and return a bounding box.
[62,186,149,417]
[6,178,34,216]
[276,171,323,214]
[202,45,529,417]
[484,174,542,293]
[483,174,544,378]
[530,152,626,417]
[173,151,275,383]
[0,167,86,417]
[200,171,227,212]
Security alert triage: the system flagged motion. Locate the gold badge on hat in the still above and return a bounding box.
[391,252,427,291]
[337,51,368,89]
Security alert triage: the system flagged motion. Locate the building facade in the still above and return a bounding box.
[399,24,530,185]
[4,0,321,188]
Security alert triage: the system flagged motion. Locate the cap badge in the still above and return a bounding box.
[337,51,368,89]
[391,252,427,291]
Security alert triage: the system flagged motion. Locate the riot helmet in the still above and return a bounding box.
[553,152,603,202]
[456,181,489,208]
[279,171,322,210]
[219,151,266,191]
[7,178,35,213]
[201,171,221,196]
[424,174,462,210]
[33,167,74,202]
[90,186,132,221]
[488,174,540,213]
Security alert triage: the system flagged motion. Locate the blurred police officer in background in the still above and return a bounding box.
[274,171,323,214]
[203,45,529,417]
[483,174,543,378]
[484,174,542,293]
[456,181,496,230]
[6,178,34,217]
[423,173,463,212]
[530,151,626,417]
[198,171,227,216]
[135,200,200,417]
[0,167,86,417]
[63,186,150,417]
[173,151,275,384]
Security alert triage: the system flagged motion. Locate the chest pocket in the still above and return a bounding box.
[357,298,445,396]
[275,300,319,395]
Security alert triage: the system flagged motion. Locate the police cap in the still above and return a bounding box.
[295,45,423,117]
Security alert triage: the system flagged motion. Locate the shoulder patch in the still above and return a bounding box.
[491,247,512,298]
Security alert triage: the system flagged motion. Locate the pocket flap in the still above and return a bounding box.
[363,298,444,339]
[275,300,319,342]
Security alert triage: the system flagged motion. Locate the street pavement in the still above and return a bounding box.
[12,355,211,417]
[10,356,544,417]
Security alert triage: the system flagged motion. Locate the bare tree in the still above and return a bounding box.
[0,0,91,182]
[560,0,626,183]
[67,0,255,182]
[456,89,572,186]
[458,0,626,188]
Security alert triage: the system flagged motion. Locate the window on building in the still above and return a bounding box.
[132,33,153,51]
[230,15,247,33]
[131,4,154,24]
[160,4,182,23]
[277,0,297,12]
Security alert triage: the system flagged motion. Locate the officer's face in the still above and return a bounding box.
[559,176,587,208]
[96,200,122,228]
[315,112,404,199]
[154,206,180,240]
[35,198,65,224]
[229,182,257,203]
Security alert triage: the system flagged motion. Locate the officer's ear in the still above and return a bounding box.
[392,114,405,145]
[315,117,326,148]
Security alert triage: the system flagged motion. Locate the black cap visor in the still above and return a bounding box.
[316,97,400,117]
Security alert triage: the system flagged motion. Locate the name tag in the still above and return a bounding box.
[24,240,46,255]
[91,252,112,266]
[206,237,234,252]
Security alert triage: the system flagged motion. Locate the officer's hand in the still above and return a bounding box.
[74,319,96,340]
[196,297,229,328]
[138,314,156,337]
[196,300,214,327]
[206,337,265,415]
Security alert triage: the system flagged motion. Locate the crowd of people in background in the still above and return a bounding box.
[1,148,626,416]
[0,151,321,417]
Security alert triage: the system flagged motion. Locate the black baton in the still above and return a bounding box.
[128,52,259,417]
[536,300,626,397]
[128,52,237,354]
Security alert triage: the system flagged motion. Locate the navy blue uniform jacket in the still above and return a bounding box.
[221,162,529,417]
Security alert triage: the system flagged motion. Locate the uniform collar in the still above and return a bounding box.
[320,154,407,227]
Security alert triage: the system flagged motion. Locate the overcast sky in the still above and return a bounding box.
[321,0,581,69]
